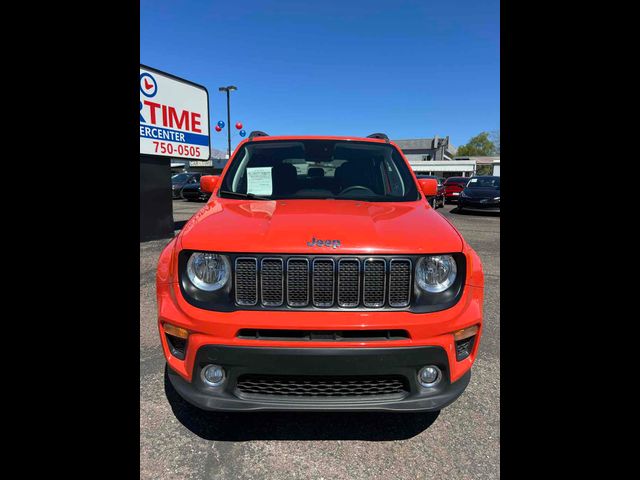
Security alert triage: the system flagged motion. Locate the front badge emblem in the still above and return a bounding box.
[307,236,341,249]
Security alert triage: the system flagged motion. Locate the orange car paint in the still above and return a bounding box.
[157,135,484,396]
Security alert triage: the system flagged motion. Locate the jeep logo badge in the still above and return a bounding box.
[307,237,341,249]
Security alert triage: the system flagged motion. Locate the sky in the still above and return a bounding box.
[140,0,499,154]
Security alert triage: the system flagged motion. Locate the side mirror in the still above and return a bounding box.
[418,178,438,197]
[200,175,220,193]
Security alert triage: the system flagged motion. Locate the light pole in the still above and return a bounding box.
[218,85,237,159]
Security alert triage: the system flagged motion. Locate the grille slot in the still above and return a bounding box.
[261,258,284,306]
[312,259,335,307]
[363,259,386,307]
[286,258,309,306]
[235,258,258,305]
[237,329,410,341]
[389,259,412,307]
[337,259,360,307]
[236,374,408,397]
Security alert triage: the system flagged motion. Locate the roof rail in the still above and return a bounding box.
[248,130,269,139]
[366,133,389,142]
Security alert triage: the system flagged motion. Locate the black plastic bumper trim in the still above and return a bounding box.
[167,345,471,412]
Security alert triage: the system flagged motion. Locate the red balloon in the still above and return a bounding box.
[215,125,222,132]
[235,122,243,130]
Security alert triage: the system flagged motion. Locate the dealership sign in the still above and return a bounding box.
[139,65,210,160]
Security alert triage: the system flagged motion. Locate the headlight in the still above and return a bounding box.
[493,196,500,200]
[459,191,468,198]
[186,252,230,291]
[415,255,457,293]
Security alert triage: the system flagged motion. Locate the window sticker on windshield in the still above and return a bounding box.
[469,178,477,183]
[247,167,273,195]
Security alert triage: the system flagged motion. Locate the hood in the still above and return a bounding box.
[179,198,463,254]
[463,188,499,198]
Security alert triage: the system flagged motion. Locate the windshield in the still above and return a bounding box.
[219,140,420,202]
[466,177,500,189]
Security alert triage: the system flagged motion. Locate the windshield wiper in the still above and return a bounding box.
[219,190,271,201]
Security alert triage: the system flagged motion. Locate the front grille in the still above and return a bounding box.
[233,256,413,309]
[237,329,410,341]
[236,374,408,397]
[388,260,412,307]
[363,259,386,307]
[312,259,335,307]
[235,258,258,305]
[337,259,360,307]
[260,258,283,306]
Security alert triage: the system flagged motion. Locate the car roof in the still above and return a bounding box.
[241,135,393,146]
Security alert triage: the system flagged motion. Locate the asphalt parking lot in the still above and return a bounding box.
[140,199,500,479]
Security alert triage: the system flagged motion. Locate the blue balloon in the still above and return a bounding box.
[217,120,225,128]
[239,129,246,137]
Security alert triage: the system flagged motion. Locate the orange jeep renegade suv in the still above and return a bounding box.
[157,132,484,412]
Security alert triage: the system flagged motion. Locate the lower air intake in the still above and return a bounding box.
[236,374,409,397]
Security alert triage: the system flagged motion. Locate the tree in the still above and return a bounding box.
[489,129,500,155]
[457,132,497,157]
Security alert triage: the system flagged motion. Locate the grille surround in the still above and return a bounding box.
[233,255,413,310]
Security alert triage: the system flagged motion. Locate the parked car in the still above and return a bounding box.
[457,176,500,212]
[172,172,201,199]
[157,132,484,413]
[444,176,469,203]
[416,175,445,208]
[180,182,211,202]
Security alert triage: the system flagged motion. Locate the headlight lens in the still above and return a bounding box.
[186,252,230,291]
[459,191,468,198]
[416,255,457,293]
[493,196,500,200]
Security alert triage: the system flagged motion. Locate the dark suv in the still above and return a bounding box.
[172,172,201,199]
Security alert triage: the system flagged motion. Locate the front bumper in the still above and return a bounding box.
[458,198,500,210]
[157,242,484,412]
[167,345,471,412]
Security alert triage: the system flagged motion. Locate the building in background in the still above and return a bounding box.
[455,156,500,176]
[394,136,501,178]
[394,136,475,178]
[394,136,457,162]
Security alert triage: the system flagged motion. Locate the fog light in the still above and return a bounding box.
[418,365,441,387]
[200,364,225,387]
